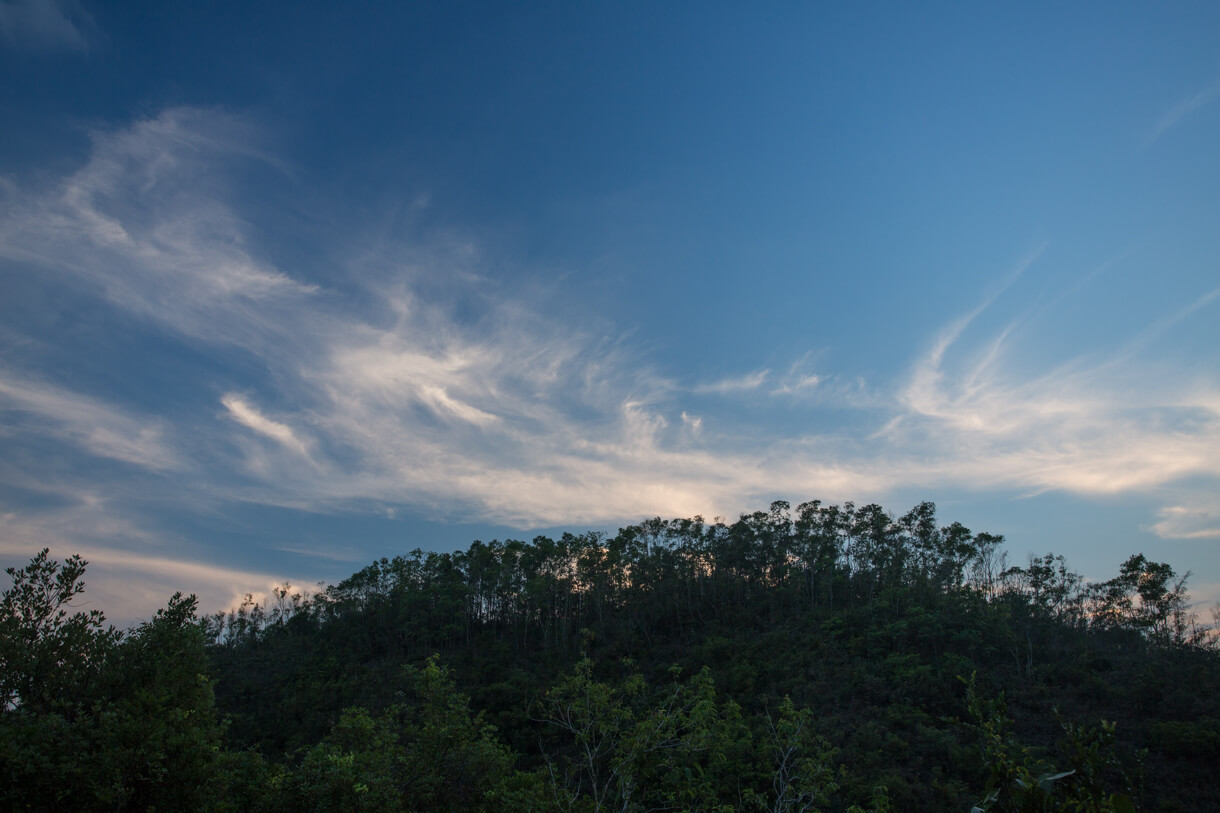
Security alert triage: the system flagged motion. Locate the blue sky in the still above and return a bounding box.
[2,1,1219,624]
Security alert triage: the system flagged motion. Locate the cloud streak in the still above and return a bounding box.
[0,0,97,52]
[221,394,311,459]
[0,504,309,626]
[1,107,1217,625]
[1149,503,1220,541]
[0,372,179,471]
[0,108,315,351]
[893,299,1220,498]
[692,369,769,395]
[1147,77,1220,146]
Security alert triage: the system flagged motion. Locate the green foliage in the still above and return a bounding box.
[399,656,523,811]
[742,695,840,813]
[285,655,530,812]
[211,748,289,813]
[199,501,1219,810]
[6,498,1220,810]
[290,707,404,812]
[0,551,223,811]
[92,593,223,811]
[1147,719,1220,760]
[962,674,1139,813]
[1087,555,1191,643]
[538,658,746,812]
[0,548,119,714]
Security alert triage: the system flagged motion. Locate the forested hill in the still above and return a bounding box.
[4,500,1220,811]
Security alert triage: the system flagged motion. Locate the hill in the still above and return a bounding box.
[4,499,1219,811]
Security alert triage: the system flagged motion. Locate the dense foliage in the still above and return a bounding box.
[3,500,1218,811]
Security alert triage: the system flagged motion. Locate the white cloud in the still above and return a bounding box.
[692,369,769,394]
[0,505,308,627]
[2,105,1218,553]
[221,394,311,458]
[417,384,499,426]
[892,321,1220,498]
[772,374,820,395]
[680,411,702,435]
[1147,77,1220,146]
[880,264,1220,544]
[0,108,315,349]
[1114,283,1220,363]
[0,372,179,470]
[770,353,825,396]
[0,0,96,52]
[1149,502,1220,540]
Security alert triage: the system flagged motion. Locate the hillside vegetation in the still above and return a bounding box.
[3,500,1219,811]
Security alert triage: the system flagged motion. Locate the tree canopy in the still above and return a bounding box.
[3,500,1218,811]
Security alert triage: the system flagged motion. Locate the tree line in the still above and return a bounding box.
[3,499,1218,811]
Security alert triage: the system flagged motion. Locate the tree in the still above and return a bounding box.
[0,548,119,715]
[747,696,839,813]
[1,548,122,809]
[538,658,743,812]
[0,550,223,811]
[93,593,223,812]
[288,655,531,812]
[1088,554,1190,643]
[961,674,1138,813]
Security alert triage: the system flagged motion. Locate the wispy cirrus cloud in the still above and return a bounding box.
[0,0,98,52]
[221,394,311,459]
[1147,76,1220,146]
[0,108,315,349]
[894,306,1220,490]
[1149,502,1220,541]
[692,369,769,394]
[768,353,826,397]
[2,106,1217,600]
[0,371,179,470]
[882,268,1220,541]
[0,503,308,626]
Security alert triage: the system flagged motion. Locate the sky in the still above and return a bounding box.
[1,1,1218,626]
